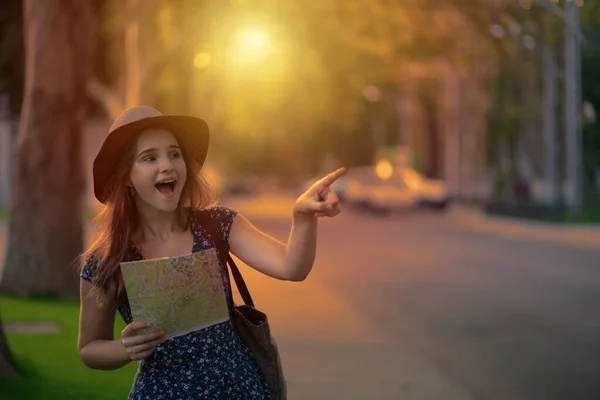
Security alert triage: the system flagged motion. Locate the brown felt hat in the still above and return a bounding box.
[93,106,210,204]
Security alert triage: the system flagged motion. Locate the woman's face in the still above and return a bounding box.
[128,128,187,213]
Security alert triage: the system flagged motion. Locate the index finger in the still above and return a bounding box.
[317,167,346,189]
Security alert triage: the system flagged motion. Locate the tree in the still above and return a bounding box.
[581,0,600,201]
[307,0,500,181]
[0,0,24,115]
[87,0,202,120]
[0,0,96,298]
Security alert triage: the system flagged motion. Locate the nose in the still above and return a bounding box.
[158,155,175,173]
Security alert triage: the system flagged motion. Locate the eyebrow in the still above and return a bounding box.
[137,145,180,158]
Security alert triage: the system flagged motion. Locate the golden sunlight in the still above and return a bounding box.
[232,26,273,63]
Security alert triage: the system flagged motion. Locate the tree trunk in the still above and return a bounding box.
[542,41,558,204]
[125,0,141,109]
[0,312,19,377]
[0,0,96,299]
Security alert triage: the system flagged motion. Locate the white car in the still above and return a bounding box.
[395,167,450,209]
[334,166,450,212]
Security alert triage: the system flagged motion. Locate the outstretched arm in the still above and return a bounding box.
[229,167,345,281]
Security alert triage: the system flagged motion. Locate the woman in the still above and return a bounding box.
[77,106,344,399]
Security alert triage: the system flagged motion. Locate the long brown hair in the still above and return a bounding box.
[80,131,216,308]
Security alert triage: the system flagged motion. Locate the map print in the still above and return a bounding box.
[120,248,229,339]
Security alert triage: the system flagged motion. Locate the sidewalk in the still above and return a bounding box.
[447,205,600,251]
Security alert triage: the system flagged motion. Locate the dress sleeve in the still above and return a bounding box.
[80,253,99,283]
[209,205,238,251]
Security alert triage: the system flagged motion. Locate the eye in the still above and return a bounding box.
[143,156,156,162]
[170,151,182,159]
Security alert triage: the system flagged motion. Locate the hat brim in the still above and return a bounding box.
[93,115,210,204]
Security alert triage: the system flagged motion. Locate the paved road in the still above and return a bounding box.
[225,195,600,399]
[2,196,600,399]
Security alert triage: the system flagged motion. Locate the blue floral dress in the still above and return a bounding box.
[81,206,271,400]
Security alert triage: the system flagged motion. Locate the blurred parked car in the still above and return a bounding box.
[323,166,450,213]
[396,167,451,210]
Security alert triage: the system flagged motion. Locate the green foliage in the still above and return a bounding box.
[580,1,600,202]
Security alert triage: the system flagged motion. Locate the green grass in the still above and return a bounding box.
[562,206,600,223]
[0,295,137,399]
[0,208,6,221]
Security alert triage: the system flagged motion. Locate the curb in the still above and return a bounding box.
[447,206,600,251]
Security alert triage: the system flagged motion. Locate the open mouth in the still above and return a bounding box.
[155,179,177,197]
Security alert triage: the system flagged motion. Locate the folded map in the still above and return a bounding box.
[120,248,230,338]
